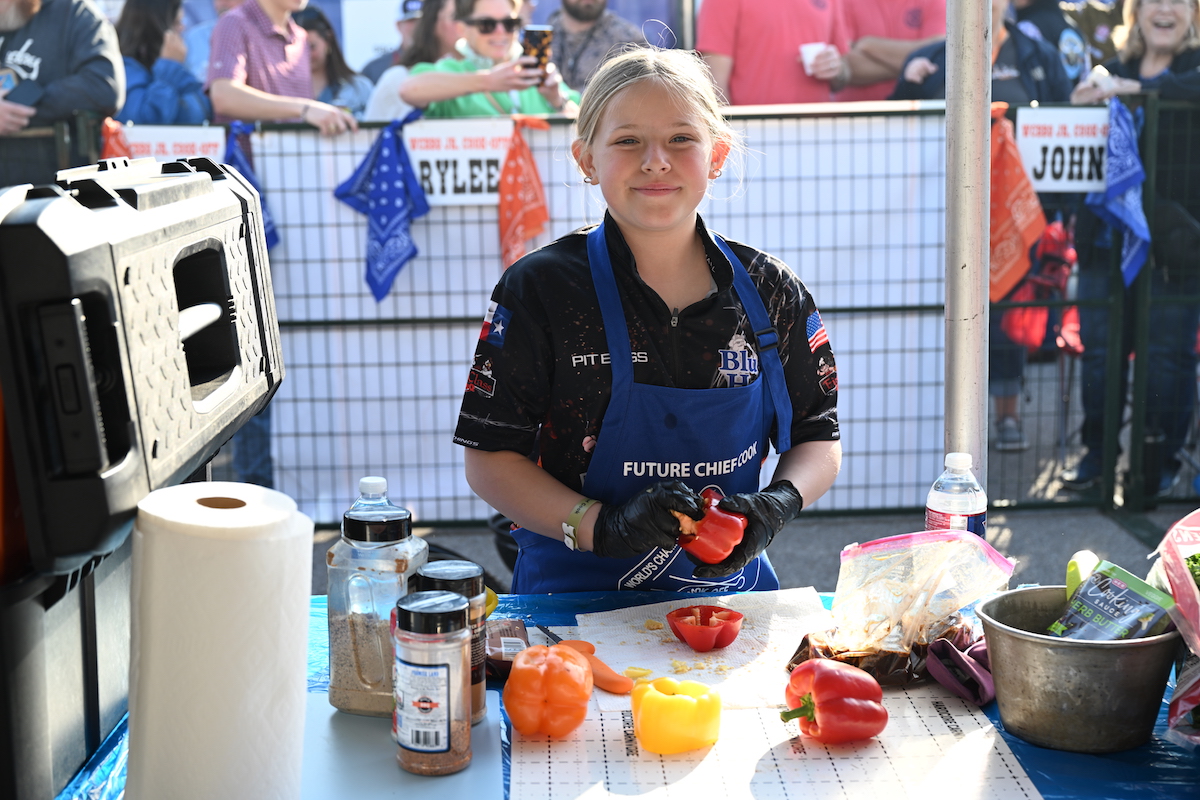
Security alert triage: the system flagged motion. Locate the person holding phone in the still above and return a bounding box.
[0,0,124,184]
[398,0,579,117]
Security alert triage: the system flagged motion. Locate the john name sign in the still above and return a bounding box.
[1015,106,1109,192]
[403,118,513,207]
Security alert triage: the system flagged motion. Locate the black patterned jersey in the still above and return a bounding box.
[453,214,839,493]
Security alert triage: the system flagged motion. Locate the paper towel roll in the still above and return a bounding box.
[126,481,314,800]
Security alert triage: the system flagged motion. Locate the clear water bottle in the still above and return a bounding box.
[925,452,987,536]
[327,476,429,716]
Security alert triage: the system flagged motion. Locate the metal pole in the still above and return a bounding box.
[678,0,695,50]
[943,0,992,487]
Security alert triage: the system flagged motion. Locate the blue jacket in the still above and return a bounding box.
[118,57,211,125]
[890,22,1074,104]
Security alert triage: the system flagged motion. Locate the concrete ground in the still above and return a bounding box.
[309,501,1197,596]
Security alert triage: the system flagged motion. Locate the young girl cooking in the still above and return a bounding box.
[453,47,842,594]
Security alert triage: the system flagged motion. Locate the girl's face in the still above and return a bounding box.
[307,28,328,68]
[574,80,727,241]
[459,0,518,61]
[436,0,459,54]
[1137,0,1196,55]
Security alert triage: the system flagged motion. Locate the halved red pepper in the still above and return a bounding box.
[673,488,747,564]
[665,605,744,652]
[780,659,888,744]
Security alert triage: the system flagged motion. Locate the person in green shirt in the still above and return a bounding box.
[400,0,580,116]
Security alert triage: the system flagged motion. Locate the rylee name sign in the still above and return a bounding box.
[1015,106,1109,192]
[404,118,514,206]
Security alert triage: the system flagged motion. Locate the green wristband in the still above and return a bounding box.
[561,498,599,551]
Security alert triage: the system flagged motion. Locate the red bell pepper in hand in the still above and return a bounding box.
[673,489,747,564]
[780,659,888,744]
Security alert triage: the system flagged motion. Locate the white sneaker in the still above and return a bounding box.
[994,417,1030,452]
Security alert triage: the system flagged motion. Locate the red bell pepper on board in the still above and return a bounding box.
[780,659,888,744]
[674,489,747,564]
[665,605,744,652]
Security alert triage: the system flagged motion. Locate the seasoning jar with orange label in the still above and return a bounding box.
[327,476,428,717]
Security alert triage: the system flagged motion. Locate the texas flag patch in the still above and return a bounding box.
[806,310,829,353]
[479,302,512,348]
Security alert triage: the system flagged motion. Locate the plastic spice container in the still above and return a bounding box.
[412,560,488,725]
[393,591,472,775]
[327,477,428,717]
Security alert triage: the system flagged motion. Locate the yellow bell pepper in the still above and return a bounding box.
[630,677,721,754]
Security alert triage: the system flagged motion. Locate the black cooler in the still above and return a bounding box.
[0,156,284,799]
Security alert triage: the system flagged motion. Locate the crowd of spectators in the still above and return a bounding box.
[4,0,1136,135]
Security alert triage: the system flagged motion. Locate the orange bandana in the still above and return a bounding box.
[989,103,1044,302]
[99,117,132,160]
[499,115,550,269]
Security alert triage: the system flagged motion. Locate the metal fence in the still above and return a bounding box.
[5,101,1198,526]
[987,98,1200,516]
[253,101,1200,524]
[255,106,958,525]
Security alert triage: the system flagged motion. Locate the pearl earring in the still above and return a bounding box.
[583,175,596,184]
[712,167,722,178]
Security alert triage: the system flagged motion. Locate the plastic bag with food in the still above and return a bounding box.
[788,530,1016,686]
[1146,509,1200,749]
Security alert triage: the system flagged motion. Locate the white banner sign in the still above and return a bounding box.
[403,118,513,206]
[121,124,226,162]
[1015,106,1109,192]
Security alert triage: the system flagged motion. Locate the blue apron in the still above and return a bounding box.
[510,223,792,594]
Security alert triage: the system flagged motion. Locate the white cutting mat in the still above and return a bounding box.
[509,682,1044,800]
[572,588,834,711]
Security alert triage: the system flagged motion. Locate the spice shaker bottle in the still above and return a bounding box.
[327,476,429,717]
[393,590,472,775]
[413,560,488,724]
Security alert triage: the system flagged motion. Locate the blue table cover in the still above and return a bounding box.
[58,591,1199,800]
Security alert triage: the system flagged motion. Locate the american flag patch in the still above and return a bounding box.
[806,311,829,353]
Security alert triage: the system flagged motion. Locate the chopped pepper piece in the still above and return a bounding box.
[631,677,722,754]
[672,488,747,564]
[665,605,744,652]
[780,659,888,744]
[502,644,593,738]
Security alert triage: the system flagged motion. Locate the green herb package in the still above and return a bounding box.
[1047,561,1175,640]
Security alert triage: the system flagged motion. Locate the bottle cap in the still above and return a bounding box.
[343,505,412,542]
[358,476,387,495]
[413,560,485,599]
[945,452,973,470]
[395,590,469,634]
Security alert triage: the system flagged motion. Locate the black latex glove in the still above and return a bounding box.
[690,480,803,578]
[592,480,704,559]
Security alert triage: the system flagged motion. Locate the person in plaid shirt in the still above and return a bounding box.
[207,0,356,135]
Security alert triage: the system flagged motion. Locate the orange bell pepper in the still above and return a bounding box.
[631,677,721,754]
[502,644,594,737]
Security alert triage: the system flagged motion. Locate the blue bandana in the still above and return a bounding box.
[223,121,279,250]
[335,110,430,301]
[1085,98,1150,286]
